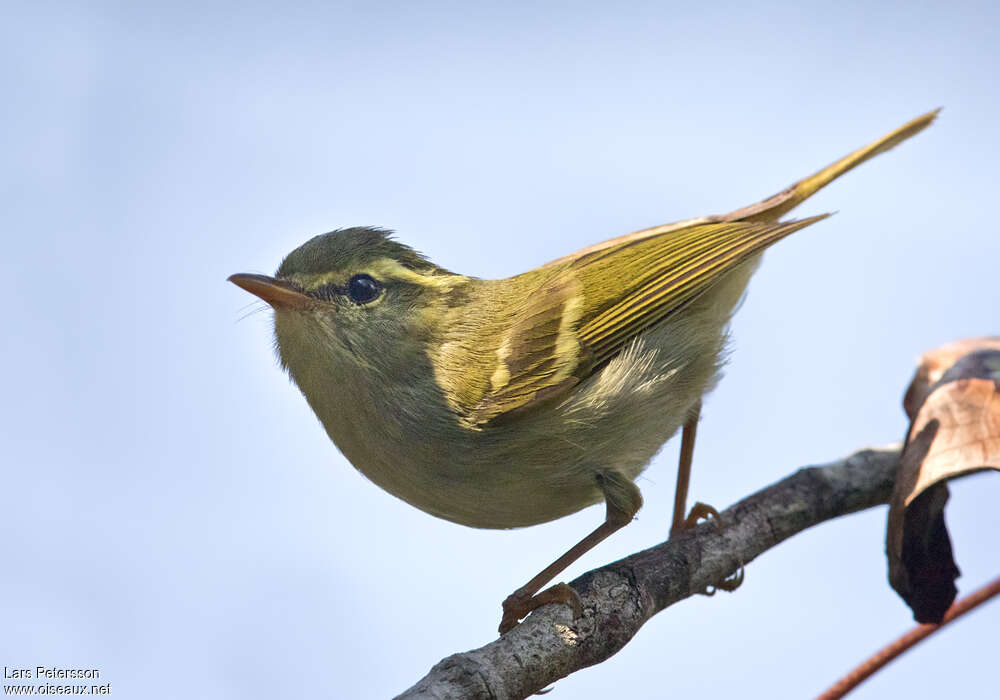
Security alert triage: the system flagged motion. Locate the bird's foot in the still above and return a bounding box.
[702,564,745,596]
[682,501,723,531]
[679,502,746,596]
[498,582,582,635]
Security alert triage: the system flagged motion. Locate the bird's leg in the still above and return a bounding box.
[667,403,744,590]
[498,470,642,635]
[670,400,702,535]
[669,405,742,576]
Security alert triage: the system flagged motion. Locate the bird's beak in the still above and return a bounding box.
[228,273,310,309]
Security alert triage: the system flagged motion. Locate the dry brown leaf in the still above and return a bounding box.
[888,340,1000,623]
[904,376,1000,501]
[902,337,1000,420]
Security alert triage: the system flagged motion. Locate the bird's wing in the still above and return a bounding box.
[441,217,824,428]
[437,110,938,428]
[569,217,825,366]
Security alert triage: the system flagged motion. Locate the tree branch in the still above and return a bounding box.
[397,445,902,700]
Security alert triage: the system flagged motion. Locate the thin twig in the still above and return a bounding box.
[816,575,1000,700]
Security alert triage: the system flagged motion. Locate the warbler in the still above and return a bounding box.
[230,111,936,633]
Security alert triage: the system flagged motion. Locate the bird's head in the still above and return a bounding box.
[229,227,465,377]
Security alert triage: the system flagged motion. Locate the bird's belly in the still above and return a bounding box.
[326,414,614,529]
[333,315,724,529]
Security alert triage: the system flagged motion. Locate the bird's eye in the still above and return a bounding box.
[347,274,381,304]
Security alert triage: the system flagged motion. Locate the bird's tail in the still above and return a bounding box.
[725,109,940,223]
[541,110,938,268]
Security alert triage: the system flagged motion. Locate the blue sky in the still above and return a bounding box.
[3,1,999,698]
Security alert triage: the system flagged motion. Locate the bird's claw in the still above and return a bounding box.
[683,501,723,531]
[680,502,745,596]
[701,563,745,596]
[498,582,582,635]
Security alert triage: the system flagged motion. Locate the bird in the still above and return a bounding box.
[229,110,937,634]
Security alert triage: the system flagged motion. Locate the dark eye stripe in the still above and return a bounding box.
[311,282,346,301]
